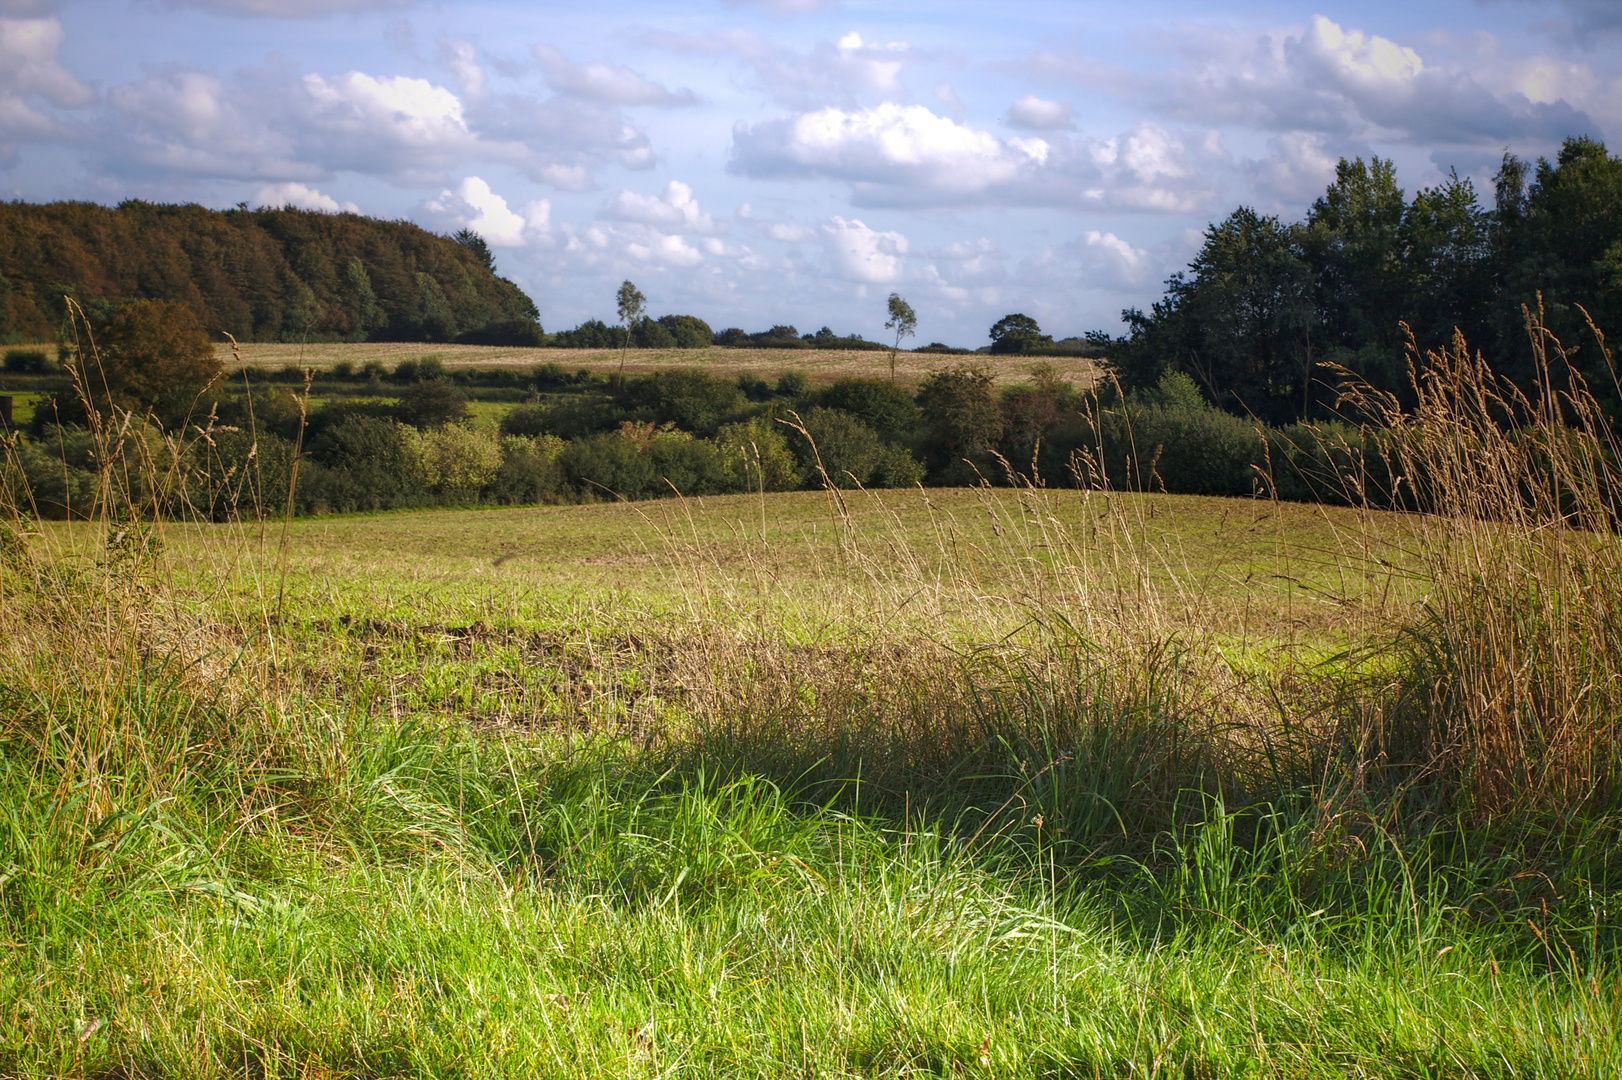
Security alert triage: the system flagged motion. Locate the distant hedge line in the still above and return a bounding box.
[4,354,1395,519]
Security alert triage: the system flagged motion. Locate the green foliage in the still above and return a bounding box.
[1115,139,1622,421]
[774,370,807,398]
[811,376,920,439]
[408,424,502,497]
[615,370,747,437]
[714,416,799,492]
[394,380,471,429]
[2,349,50,374]
[488,434,566,504]
[657,313,713,347]
[988,313,1052,354]
[786,407,924,489]
[919,363,1001,478]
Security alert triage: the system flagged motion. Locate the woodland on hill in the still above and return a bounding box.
[0,201,541,345]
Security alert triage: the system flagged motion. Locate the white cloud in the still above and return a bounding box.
[719,0,837,15]
[253,181,359,213]
[1076,230,1153,289]
[95,58,656,190]
[642,28,918,110]
[767,222,815,242]
[0,15,92,158]
[732,103,1026,192]
[160,0,406,16]
[732,104,1215,212]
[1005,95,1073,130]
[821,215,906,283]
[1073,15,1594,148]
[625,232,704,267]
[599,180,719,234]
[424,176,528,246]
[301,72,470,156]
[532,44,698,107]
[440,38,485,97]
[932,81,965,117]
[1243,132,1343,205]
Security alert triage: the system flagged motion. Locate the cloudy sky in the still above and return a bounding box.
[1,0,1617,345]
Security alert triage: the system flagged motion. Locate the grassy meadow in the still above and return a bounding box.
[4,328,1622,1078]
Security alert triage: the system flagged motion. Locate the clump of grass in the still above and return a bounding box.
[1334,310,1622,818]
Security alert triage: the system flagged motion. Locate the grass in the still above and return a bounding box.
[3,313,1621,1077]
[215,341,1102,389]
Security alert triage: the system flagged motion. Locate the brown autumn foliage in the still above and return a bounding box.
[0,200,540,344]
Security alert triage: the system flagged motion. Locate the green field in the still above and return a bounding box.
[4,434,1621,1076]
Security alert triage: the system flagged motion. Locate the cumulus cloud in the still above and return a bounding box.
[532,44,698,107]
[424,175,533,245]
[600,180,719,234]
[643,28,917,109]
[821,215,906,283]
[732,103,1215,212]
[440,38,485,97]
[93,56,656,189]
[253,180,359,212]
[1079,14,1594,147]
[1243,132,1344,205]
[161,0,407,16]
[0,15,92,159]
[1074,230,1156,289]
[1005,95,1073,130]
[719,0,837,15]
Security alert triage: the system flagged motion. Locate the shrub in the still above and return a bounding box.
[2,349,50,373]
[616,370,747,436]
[787,408,923,489]
[395,380,471,429]
[489,434,567,504]
[775,371,807,398]
[715,417,799,492]
[813,377,920,439]
[919,363,1001,478]
[409,424,503,498]
[630,317,674,349]
[304,416,425,510]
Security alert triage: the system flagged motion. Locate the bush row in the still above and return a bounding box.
[5,362,1408,519]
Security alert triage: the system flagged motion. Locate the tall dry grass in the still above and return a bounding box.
[1334,307,1622,818]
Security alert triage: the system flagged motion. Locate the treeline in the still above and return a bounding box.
[0,201,541,345]
[1105,136,1622,422]
[5,331,1375,519]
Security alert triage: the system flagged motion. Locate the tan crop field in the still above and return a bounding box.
[214,339,1102,387]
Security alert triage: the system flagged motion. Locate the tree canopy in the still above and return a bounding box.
[1106,137,1622,422]
[0,201,541,345]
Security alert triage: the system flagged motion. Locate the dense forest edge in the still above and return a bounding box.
[0,136,1619,519]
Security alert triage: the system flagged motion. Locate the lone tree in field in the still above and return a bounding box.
[988,313,1051,354]
[884,292,916,382]
[616,280,646,376]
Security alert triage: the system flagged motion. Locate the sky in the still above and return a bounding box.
[0,0,1618,347]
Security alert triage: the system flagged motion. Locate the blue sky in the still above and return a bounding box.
[1,0,1617,345]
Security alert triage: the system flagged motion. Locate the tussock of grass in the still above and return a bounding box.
[2,309,1621,1076]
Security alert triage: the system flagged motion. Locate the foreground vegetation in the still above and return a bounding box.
[2,309,1621,1076]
